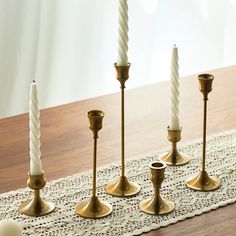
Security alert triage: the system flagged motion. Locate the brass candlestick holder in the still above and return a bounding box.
[20,173,55,216]
[159,127,190,165]
[105,63,141,197]
[139,161,174,215]
[75,110,112,219]
[186,74,221,191]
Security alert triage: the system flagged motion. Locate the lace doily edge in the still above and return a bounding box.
[126,197,236,236]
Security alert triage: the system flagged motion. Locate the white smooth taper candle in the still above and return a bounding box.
[169,45,180,130]
[117,0,129,65]
[29,81,43,175]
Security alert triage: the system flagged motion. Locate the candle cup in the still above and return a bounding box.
[105,64,141,197]
[139,161,174,215]
[75,110,112,219]
[186,74,221,191]
[20,173,55,217]
[159,127,190,166]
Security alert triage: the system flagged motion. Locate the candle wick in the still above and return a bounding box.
[173,44,177,47]
[33,80,36,83]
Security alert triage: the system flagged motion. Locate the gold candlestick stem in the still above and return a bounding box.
[121,86,125,177]
[186,74,221,191]
[105,63,141,197]
[75,110,112,219]
[159,127,189,165]
[20,173,55,217]
[92,136,97,197]
[139,161,174,215]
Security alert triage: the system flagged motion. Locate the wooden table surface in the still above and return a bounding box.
[0,65,236,235]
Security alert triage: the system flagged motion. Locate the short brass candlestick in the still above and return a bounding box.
[139,161,174,215]
[20,173,55,216]
[186,74,221,191]
[75,110,112,219]
[159,127,190,165]
[105,63,141,197]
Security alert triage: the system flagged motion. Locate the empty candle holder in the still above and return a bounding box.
[20,173,55,217]
[105,63,141,197]
[75,110,112,219]
[139,161,174,215]
[159,127,190,166]
[186,74,221,191]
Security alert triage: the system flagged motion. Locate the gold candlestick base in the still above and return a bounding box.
[20,173,55,217]
[159,128,189,166]
[20,198,55,217]
[159,149,189,166]
[186,170,221,191]
[75,196,112,219]
[139,161,174,215]
[106,176,141,197]
[139,196,174,215]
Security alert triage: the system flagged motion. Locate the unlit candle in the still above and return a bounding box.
[29,81,43,175]
[169,45,180,130]
[117,0,129,65]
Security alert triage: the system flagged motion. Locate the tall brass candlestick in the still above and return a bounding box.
[159,127,189,165]
[75,110,112,219]
[20,173,55,216]
[139,161,174,215]
[186,74,221,191]
[105,63,141,197]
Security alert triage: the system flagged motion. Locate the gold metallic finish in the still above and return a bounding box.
[139,161,174,215]
[106,63,141,197]
[75,110,112,219]
[75,196,112,219]
[186,171,220,191]
[186,74,221,191]
[20,173,55,217]
[105,176,141,197]
[114,63,130,89]
[159,127,190,166]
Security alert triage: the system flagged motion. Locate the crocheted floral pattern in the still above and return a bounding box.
[0,130,236,236]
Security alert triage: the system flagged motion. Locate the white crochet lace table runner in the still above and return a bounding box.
[1,130,236,236]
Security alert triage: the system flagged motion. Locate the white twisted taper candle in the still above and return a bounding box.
[170,45,180,130]
[117,0,129,66]
[29,81,43,175]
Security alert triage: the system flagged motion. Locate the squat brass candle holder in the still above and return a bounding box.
[20,173,55,217]
[105,63,141,197]
[186,74,221,191]
[139,161,174,215]
[75,110,112,219]
[159,127,190,165]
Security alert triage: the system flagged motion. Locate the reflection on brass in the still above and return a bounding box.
[139,161,174,215]
[159,127,190,166]
[75,110,112,219]
[105,63,141,197]
[20,173,55,216]
[75,196,112,219]
[186,74,221,191]
[106,176,141,197]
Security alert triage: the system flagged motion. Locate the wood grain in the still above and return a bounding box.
[0,65,236,235]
